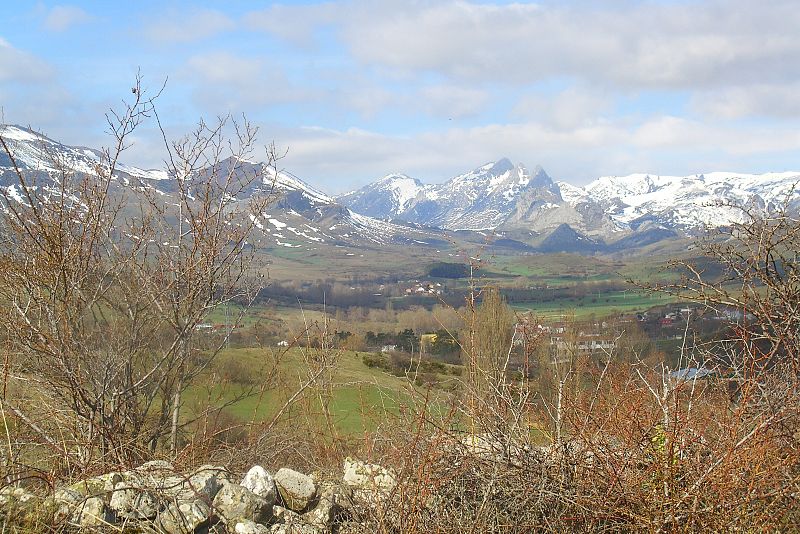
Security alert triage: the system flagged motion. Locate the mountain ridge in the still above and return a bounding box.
[0,124,442,252]
[338,158,800,239]
[3,124,799,255]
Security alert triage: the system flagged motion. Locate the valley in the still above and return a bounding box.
[3,4,798,529]
[2,116,796,534]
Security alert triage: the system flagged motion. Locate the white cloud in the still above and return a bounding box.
[42,5,91,32]
[418,85,489,119]
[7,0,799,194]
[338,85,398,119]
[185,53,262,84]
[274,115,800,192]
[144,8,234,43]
[0,38,53,82]
[247,1,800,90]
[182,52,313,112]
[692,83,800,119]
[513,88,611,130]
[277,119,630,190]
[329,81,488,120]
[632,115,800,155]
[244,3,338,47]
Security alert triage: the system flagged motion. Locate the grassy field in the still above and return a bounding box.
[486,252,684,286]
[510,289,676,319]
[488,253,622,283]
[186,346,448,435]
[258,241,450,280]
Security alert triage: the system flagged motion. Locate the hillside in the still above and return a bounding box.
[0,125,443,254]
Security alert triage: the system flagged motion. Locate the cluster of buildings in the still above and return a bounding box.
[636,307,696,327]
[404,281,443,296]
[513,319,618,358]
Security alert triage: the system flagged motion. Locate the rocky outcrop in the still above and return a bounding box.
[71,496,111,528]
[0,459,392,533]
[109,481,158,520]
[342,458,396,491]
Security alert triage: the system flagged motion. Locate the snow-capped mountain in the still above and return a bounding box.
[4,124,799,255]
[338,174,424,219]
[243,163,438,249]
[0,125,439,251]
[584,172,800,231]
[339,159,800,241]
[414,159,563,230]
[337,158,570,231]
[337,158,621,238]
[0,124,169,183]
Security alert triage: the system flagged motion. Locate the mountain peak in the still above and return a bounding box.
[530,165,553,188]
[379,173,422,187]
[487,157,514,175]
[537,223,600,253]
[335,172,424,218]
[0,124,47,143]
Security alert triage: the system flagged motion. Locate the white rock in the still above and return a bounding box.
[69,472,123,498]
[136,460,174,472]
[0,486,35,506]
[274,468,316,512]
[54,488,83,503]
[305,482,346,527]
[51,488,82,523]
[336,523,368,534]
[212,483,272,525]
[109,481,158,520]
[270,523,324,534]
[235,519,272,533]
[157,500,211,534]
[342,458,396,490]
[241,465,278,504]
[125,463,230,502]
[125,462,183,498]
[272,505,301,523]
[70,496,110,528]
[184,464,232,500]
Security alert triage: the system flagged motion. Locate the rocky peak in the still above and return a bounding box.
[487,157,514,175]
[529,165,553,189]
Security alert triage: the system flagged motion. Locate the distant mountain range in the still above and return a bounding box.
[0,125,444,253]
[338,158,800,237]
[3,124,799,255]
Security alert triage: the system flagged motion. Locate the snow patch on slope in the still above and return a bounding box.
[585,171,800,229]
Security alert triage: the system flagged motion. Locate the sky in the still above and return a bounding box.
[1,0,800,194]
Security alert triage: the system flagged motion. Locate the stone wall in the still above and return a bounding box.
[0,458,396,533]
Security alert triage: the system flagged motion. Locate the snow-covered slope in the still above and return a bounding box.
[583,171,800,230]
[337,174,424,218]
[0,125,169,182]
[416,159,561,230]
[0,124,438,251]
[339,158,568,231]
[339,158,622,237]
[5,123,799,254]
[341,160,800,238]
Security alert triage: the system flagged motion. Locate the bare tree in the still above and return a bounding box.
[648,198,799,376]
[0,77,277,472]
[134,112,280,456]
